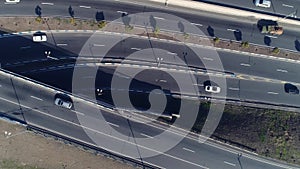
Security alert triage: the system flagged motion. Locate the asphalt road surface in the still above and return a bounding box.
[0,0,300,52]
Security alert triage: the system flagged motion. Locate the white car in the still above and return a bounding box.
[54,98,72,109]
[5,0,20,3]
[205,85,221,94]
[254,0,271,8]
[32,32,47,42]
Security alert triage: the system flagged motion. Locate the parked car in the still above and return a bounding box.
[54,98,73,109]
[33,31,47,42]
[5,0,20,3]
[284,83,299,94]
[205,85,221,93]
[254,0,271,8]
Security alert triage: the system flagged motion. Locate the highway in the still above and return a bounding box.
[0,69,295,169]
[0,0,299,168]
[197,0,299,19]
[0,0,300,52]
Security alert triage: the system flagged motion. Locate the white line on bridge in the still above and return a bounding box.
[227,28,236,32]
[154,16,165,20]
[131,47,142,51]
[203,57,214,61]
[20,46,31,49]
[191,23,203,26]
[167,51,177,55]
[182,147,195,153]
[107,122,119,128]
[240,63,251,67]
[79,5,91,9]
[276,69,288,73]
[30,95,43,101]
[57,43,68,46]
[140,133,153,138]
[41,2,54,5]
[47,56,59,60]
[117,11,128,15]
[282,4,294,8]
[267,91,279,95]
[228,87,239,91]
[265,35,278,39]
[93,44,105,47]
[224,161,236,166]
[71,110,85,116]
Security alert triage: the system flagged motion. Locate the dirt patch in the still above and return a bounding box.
[0,119,135,169]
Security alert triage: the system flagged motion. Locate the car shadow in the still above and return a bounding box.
[207,26,214,37]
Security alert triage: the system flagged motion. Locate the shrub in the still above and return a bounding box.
[153,26,160,36]
[213,37,220,44]
[241,41,249,48]
[125,25,134,32]
[35,16,42,23]
[98,20,107,29]
[272,47,280,54]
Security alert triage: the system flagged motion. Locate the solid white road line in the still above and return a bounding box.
[107,122,119,128]
[191,23,203,26]
[227,28,236,32]
[57,43,68,46]
[182,147,195,153]
[41,2,54,5]
[282,4,294,8]
[154,16,165,20]
[79,5,91,9]
[30,95,43,101]
[265,35,278,39]
[267,91,279,95]
[140,133,153,138]
[93,44,105,47]
[240,63,251,67]
[47,56,59,60]
[167,52,177,55]
[131,47,142,51]
[117,10,128,15]
[203,57,214,61]
[224,161,236,166]
[276,69,288,73]
[228,87,239,91]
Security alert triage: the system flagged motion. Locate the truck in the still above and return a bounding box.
[261,25,283,35]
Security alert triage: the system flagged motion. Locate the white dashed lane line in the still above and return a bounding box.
[282,4,294,8]
[224,161,236,167]
[191,23,203,26]
[240,63,251,67]
[267,91,279,95]
[228,87,239,91]
[79,5,91,9]
[182,147,195,153]
[140,133,153,138]
[57,43,68,46]
[154,16,165,20]
[203,57,214,61]
[107,122,119,128]
[41,2,54,5]
[276,69,288,73]
[30,95,43,101]
[131,47,142,51]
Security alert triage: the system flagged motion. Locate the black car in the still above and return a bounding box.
[284,83,299,94]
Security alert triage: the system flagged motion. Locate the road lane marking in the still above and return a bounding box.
[20,46,31,49]
[191,23,203,26]
[0,96,209,169]
[267,91,278,95]
[140,133,153,138]
[228,87,239,91]
[276,69,288,73]
[93,44,105,47]
[183,147,195,153]
[47,56,59,60]
[265,35,278,39]
[117,11,128,15]
[71,110,85,116]
[57,43,68,46]
[240,63,251,67]
[203,57,214,61]
[30,96,43,101]
[154,16,165,20]
[107,122,119,128]
[194,84,204,87]
[282,4,294,8]
[131,47,142,51]
[79,5,91,9]
[224,161,236,166]
[41,2,54,5]
[167,52,177,55]
[227,28,236,32]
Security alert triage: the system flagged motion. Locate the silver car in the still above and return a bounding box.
[255,0,271,8]
[55,98,72,109]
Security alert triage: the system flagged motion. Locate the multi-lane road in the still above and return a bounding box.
[1,0,300,168]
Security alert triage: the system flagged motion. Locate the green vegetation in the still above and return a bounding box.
[98,20,107,29]
[272,47,280,54]
[125,24,134,32]
[0,159,44,169]
[241,41,249,48]
[35,16,42,23]
[153,26,160,36]
[183,32,190,40]
[213,37,220,44]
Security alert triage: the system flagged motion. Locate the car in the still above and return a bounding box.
[54,98,73,109]
[254,0,271,8]
[5,0,20,3]
[32,31,47,42]
[205,85,221,93]
[284,83,299,94]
